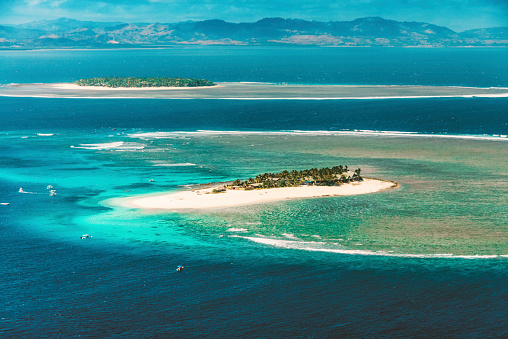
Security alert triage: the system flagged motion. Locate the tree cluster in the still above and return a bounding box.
[226,166,362,190]
[75,77,216,88]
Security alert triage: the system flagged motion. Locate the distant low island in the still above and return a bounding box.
[74,77,216,88]
[4,82,508,100]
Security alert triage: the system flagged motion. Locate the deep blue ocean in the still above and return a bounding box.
[1,47,508,337]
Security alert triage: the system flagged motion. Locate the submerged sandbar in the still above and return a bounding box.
[125,178,398,210]
[1,82,508,99]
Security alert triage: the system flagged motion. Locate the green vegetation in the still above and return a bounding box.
[218,166,362,192]
[74,77,216,88]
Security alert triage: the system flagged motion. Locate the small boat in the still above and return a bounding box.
[80,234,92,239]
[0,203,9,205]
[176,265,184,271]
[47,185,53,190]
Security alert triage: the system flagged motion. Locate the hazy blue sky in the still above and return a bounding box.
[1,0,507,31]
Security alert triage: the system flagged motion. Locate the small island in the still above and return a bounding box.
[74,77,216,88]
[123,166,398,210]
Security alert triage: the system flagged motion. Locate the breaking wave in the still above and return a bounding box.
[128,130,508,142]
[232,236,507,259]
[71,141,145,150]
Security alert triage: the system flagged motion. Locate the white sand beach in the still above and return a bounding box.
[52,83,224,91]
[126,178,398,210]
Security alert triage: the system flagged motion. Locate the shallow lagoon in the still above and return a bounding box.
[3,127,506,256]
[100,132,508,256]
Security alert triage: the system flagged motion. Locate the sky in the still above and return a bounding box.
[0,0,507,31]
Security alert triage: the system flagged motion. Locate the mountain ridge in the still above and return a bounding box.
[1,17,507,48]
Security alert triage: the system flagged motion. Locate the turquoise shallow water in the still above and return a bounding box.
[4,128,505,256]
[1,47,508,337]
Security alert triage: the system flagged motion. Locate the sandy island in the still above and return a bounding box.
[1,82,508,99]
[124,178,398,210]
[52,84,225,91]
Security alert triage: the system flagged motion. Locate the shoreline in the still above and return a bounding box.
[121,178,399,211]
[1,82,508,99]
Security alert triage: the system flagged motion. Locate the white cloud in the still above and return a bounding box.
[51,0,67,7]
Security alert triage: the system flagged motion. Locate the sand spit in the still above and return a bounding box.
[125,178,398,210]
[1,82,508,99]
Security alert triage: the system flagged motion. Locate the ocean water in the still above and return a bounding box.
[1,47,508,337]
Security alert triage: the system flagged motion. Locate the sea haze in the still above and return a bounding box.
[0,47,507,337]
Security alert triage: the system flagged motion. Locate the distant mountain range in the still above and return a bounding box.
[1,17,507,48]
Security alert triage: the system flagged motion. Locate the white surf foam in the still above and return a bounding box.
[5,94,508,100]
[71,141,145,150]
[206,93,508,100]
[236,236,506,259]
[128,130,508,142]
[128,132,184,139]
[282,233,299,240]
[227,228,248,232]
[152,162,196,167]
